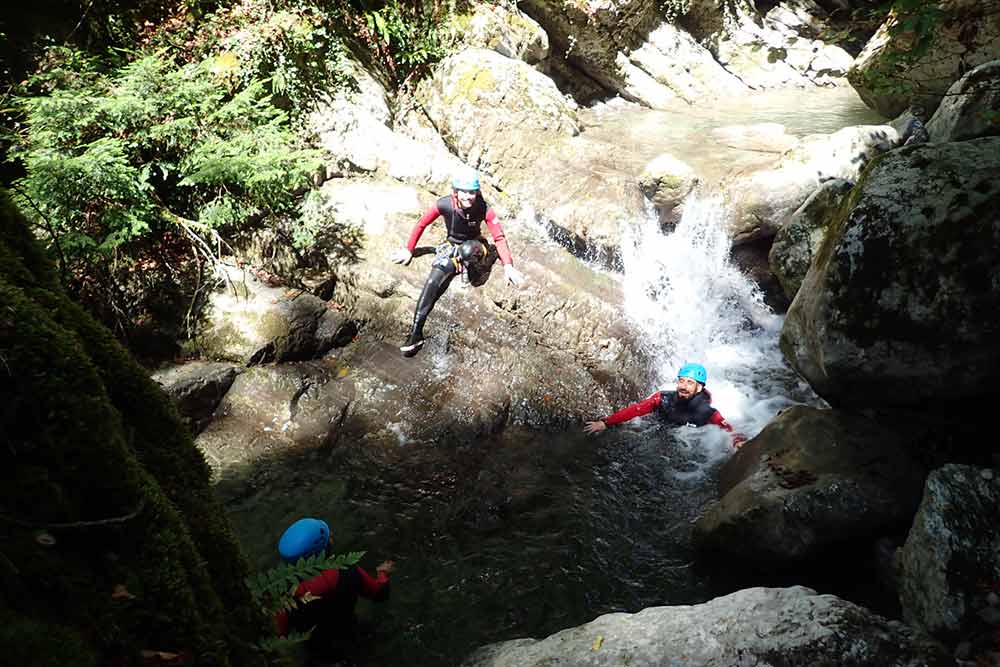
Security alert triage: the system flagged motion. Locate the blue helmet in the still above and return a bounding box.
[451,168,480,192]
[677,363,707,385]
[278,518,330,563]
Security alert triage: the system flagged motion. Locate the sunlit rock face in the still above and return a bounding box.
[898,465,1000,644]
[693,405,924,566]
[926,59,1000,143]
[518,0,661,95]
[415,48,579,184]
[458,2,550,64]
[780,137,1000,409]
[723,124,896,244]
[462,586,951,667]
[849,0,1000,118]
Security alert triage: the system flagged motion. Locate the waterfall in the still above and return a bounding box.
[620,192,821,442]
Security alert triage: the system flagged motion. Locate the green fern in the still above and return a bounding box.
[245,550,365,617]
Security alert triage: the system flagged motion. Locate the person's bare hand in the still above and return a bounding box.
[583,420,607,434]
[376,560,395,575]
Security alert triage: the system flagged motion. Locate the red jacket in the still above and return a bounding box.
[275,566,390,636]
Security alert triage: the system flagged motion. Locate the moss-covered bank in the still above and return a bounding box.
[0,188,265,665]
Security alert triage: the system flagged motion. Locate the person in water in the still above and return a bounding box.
[274,518,394,662]
[584,363,746,447]
[391,168,525,357]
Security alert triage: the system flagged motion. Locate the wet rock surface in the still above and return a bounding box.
[152,361,241,434]
[693,406,925,566]
[898,465,1000,645]
[462,586,953,667]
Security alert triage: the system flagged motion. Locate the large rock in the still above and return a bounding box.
[926,59,1000,142]
[191,264,354,364]
[152,361,241,434]
[618,21,749,108]
[415,48,579,185]
[637,153,699,228]
[196,362,354,496]
[780,138,1000,408]
[308,57,463,188]
[519,0,660,96]
[724,124,896,243]
[768,178,853,300]
[459,3,549,64]
[897,465,1000,641]
[849,1,1000,117]
[693,406,925,565]
[462,586,952,666]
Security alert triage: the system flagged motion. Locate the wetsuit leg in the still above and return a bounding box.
[401,265,454,356]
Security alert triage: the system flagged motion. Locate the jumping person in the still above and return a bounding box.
[391,169,525,357]
[584,363,746,447]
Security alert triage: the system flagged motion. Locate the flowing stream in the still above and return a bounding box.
[224,87,885,666]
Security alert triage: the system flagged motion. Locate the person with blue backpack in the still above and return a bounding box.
[391,168,525,357]
[584,363,746,447]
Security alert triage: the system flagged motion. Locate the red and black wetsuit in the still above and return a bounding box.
[406,194,513,265]
[403,193,515,348]
[604,389,738,441]
[275,566,390,652]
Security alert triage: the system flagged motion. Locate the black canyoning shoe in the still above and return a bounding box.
[400,335,424,357]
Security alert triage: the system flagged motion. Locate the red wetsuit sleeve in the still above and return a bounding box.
[275,569,341,636]
[275,610,289,637]
[356,566,391,601]
[484,208,513,265]
[406,204,443,252]
[604,392,662,426]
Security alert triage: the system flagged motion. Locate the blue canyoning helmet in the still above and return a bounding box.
[278,518,331,563]
[677,363,708,385]
[451,167,480,192]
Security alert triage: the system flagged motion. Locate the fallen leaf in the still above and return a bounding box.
[338,368,349,378]
[592,635,603,651]
[111,584,135,600]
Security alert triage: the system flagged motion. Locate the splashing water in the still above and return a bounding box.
[621,192,821,440]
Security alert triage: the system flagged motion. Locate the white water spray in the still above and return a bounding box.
[621,192,821,441]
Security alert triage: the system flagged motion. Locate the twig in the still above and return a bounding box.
[0,499,145,529]
[9,184,69,282]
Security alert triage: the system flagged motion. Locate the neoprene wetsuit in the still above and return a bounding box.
[275,566,390,657]
[402,193,514,354]
[603,389,742,445]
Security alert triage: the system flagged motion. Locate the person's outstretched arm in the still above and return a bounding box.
[585,392,662,433]
[393,205,442,264]
[484,208,525,286]
[707,411,747,448]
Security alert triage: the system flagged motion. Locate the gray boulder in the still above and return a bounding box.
[926,59,1000,143]
[196,362,354,496]
[415,48,579,185]
[693,406,925,565]
[462,586,952,666]
[769,178,853,300]
[308,56,463,188]
[849,1,1000,117]
[637,153,699,228]
[151,361,240,434]
[191,264,353,364]
[781,138,1000,408]
[618,21,749,108]
[898,465,1000,641]
[519,0,660,97]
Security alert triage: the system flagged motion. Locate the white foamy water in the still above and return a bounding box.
[620,192,822,440]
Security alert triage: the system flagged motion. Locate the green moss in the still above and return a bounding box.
[1,190,265,666]
[446,64,497,104]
